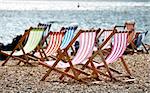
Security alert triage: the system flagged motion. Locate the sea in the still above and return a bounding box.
[0,0,150,45]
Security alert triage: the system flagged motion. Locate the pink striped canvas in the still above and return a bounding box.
[93,32,128,67]
[34,32,64,58]
[43,31,96,68]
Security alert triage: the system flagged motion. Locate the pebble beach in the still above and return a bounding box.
[0,53,149,93]
[0,0,150,93]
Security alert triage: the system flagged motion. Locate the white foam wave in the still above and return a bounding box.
[0,1,150,10]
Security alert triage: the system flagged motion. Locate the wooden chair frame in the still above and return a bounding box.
[1,27,46,66]
[80,29,133,81]
[39,29,101,82]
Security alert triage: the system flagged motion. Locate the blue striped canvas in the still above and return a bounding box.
[60,27,77,49]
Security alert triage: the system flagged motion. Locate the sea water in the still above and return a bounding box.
[0,0,150,45]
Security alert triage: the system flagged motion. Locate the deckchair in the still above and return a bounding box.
[101,30,112,49]
[60,26,77,50]
[38,23,51,37]
[114,22,137,54]
[37,23,52,47]
[134,31,149,54]
[0,27,45,66]
[34,25,78,61]
[115,22,149,54]
[39,29,101,82]
[124,22,138,52]
[59,29,118,81]
[124,22,148,53]
[80,30,133,81]
[34,29,65,61]
[96,29,114,55]
[19,23,51,49]
[16,23,52,61]
[59,26,78,57]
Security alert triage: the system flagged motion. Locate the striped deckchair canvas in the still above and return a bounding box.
[80,30,133,81]
[34,25,78,61]
[37,23,52,46]
[114,22,137,53]
[38,23,51,37]
[60,27,77,50]
[134,31,149,54]
[38,29,101,82]
[1,27,45,66]
[34,31,65,60]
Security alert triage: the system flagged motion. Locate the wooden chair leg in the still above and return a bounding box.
[41,50,68,81]
[19,44,31,65]
[130,41,138,52]
[59,51,91,81]
[41,50,65,81]
[59,67,70,80]
[89,59,99,79]
[1,32,29,66]
[120,57,131,76]
[41,58,61,81]
[1,45,20,66]
[85,65,113,78]
[41,48,49,61]
[36,46,45,61]
[60,52,78,80]
[17,60,22,65]
[67,60,78,80]
[40,61,87,82]
[98,51,114,80]
[97,65,122,74]
[142,42,149,54]
[41,68,53,81]
[81,60,90,70]
[1,56,11,66]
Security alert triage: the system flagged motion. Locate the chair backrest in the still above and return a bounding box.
[38,23,51,37]
[34,29,65,57]
[13,28,45,56]
[115,22,135,45]
[47,29,98,68]
[60,26,78,50]
[97,32,128,66]
[72,30,97,65]
[43,32,64,56]
[135,31,148,47]
[101,30,113,49]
